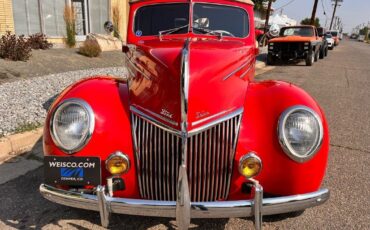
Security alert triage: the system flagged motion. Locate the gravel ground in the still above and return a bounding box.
[0,67,127,137]
[0,49,124,84]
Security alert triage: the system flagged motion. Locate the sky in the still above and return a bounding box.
[271,0,370,33]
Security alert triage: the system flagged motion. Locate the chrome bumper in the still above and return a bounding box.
[40,183,329,229]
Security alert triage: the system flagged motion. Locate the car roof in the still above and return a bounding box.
[282,25,315,29]
[129,0,254,5]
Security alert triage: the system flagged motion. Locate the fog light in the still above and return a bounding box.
[106,152,130,175]
[238,153,262,178]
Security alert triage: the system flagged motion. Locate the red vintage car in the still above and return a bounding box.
[40,0,330,229]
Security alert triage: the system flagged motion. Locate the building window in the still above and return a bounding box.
[12,0,42,35]
[41,0,66,37]
[12,0,110,38]
[89,0,109,34]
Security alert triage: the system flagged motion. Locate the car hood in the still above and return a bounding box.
[127,38,254,131]
[269,36,317,43]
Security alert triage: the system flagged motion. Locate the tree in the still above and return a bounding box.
[301,17,321,27]
[252,0,276,11]
[252,0,267,11]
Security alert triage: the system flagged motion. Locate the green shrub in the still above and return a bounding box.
[28,33,53,50]
[78,39,102,57]
[0,31,32,61]
[64,5,76,47]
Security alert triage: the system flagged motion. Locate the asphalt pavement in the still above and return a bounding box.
[0,39,369,229]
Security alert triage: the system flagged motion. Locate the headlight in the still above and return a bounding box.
[106,152,130,175]
[50,99,95,154]
[278,106,323,162]
[304,42,310,45]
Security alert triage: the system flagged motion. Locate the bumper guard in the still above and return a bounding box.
[40,183,329,229]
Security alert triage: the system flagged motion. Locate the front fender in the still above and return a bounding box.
[43,77,141,199]
[228,80,329,200]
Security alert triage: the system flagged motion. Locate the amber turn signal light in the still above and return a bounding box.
[238,153,262,179]
[106,152,130,175]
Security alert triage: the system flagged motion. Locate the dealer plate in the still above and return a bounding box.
[44,156,101,186]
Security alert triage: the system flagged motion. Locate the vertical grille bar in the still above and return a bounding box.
[132,112,241,202]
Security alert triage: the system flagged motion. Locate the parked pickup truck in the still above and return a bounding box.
[267,25,323,66]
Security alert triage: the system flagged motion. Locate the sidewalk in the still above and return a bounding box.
[256,47,273,76]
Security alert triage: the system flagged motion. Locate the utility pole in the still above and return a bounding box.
[264,0,273,33]
[310,0,319,26]
[330,0,343,30]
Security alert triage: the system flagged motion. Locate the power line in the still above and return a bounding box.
[274,0,297,11]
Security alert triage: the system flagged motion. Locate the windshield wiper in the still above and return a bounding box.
[192,27,223,39]
[159,24,189,39]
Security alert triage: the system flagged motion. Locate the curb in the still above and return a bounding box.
[0,127,43,163]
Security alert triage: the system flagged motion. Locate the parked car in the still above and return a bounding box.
[325,34,335,50]
[39,0,330,229]
[358,35,365,42]
[317,27,329,58]
[267,25,323,66]
[327,30,340,46]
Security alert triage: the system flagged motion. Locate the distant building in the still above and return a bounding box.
[254,4,274,29]
[0,0,128,44]
[269,14,297,27]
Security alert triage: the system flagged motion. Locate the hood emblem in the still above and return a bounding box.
[196,111,210,120]
[160,108,173,119]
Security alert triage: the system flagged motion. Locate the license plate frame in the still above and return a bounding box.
[44,156,101,186]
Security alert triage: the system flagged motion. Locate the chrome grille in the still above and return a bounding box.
[132,110,242,202]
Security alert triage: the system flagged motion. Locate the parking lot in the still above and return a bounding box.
[0,39,369,230]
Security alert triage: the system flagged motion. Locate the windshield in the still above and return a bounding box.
[280,27,314,37]
[325,34,332,38]
[134,3,249,38]
[193,4,249,38]
[134,3,189,36]
[329,31,338,36]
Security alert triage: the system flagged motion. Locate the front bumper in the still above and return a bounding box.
[40,183,329,229]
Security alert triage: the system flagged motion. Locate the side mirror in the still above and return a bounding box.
[104,21,114,33]
[194,18,210,28]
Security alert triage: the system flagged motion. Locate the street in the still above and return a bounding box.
[0,39,369,230]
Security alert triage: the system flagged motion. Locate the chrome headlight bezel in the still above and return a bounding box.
[50,98,95,154]
[278,105,324,163]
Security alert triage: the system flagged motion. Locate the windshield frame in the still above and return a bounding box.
[132,2,250,39]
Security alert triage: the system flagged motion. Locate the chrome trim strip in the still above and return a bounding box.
[177,38,191,229]
[222,55,254,81]
[40,184,330,219]
[131,106,181,136]
[50,98,95,154]
[223,60,250,81]
[188,108,243,136]
[277,105,324,163]
[239,61,255,79]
